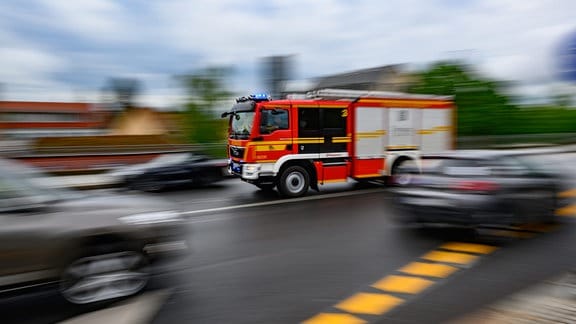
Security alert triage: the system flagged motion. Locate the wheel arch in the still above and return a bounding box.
[276,158,318,191]
[386,152,419,176]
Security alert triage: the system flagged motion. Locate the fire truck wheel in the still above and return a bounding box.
[278,165,310,198]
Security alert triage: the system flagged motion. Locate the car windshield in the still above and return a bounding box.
[147,153,192,166]
[513,155,556,174]
[230,112,255,139]
[0,160,80,211]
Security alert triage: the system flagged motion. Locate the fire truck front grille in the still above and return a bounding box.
[229,146,245,159]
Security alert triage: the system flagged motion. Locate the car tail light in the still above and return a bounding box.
[453,180,499,192]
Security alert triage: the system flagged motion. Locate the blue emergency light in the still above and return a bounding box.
[235,93,271,103]
[249,93,271,101]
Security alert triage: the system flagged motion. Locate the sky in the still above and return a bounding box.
[1,0,576,108]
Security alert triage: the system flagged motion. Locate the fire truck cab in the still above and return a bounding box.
[222,89,455,198]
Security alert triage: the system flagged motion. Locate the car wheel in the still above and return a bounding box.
[278,165,309,198]
[194,170,218,186]
[389,159,411,186]
[542,189,559,224]
[60,250,149,305]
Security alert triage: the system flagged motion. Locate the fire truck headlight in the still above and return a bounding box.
[244,165,260,173]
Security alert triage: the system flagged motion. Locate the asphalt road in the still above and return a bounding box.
[3,152,576,324]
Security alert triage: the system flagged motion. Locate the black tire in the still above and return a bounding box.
[278,165,310,198]
[60,247,149,305]
[542,189,559,224]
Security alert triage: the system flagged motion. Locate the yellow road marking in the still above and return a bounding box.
[422,251,478,265]
[556,204,576,216]
[559,189,576,198]
[304,241,494,323]
[303,313,367,324]
[372,275,434,294]
[399,262,458,278]
[335,293,404,315]
[439,242,497,255]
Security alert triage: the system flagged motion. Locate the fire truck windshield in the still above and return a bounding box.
[230,112,255,139]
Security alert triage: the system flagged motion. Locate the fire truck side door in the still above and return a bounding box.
[297,106,322,154]
[256,107,293,161]
[321,107,348,154]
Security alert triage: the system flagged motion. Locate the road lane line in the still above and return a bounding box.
[558,189,576,198]
[421,250,479,265]
[182,188,385,216]
[335,293,404,315]
[439,242,498,254]
[303,313,367,324]
[303,241,497,323]
[372,275,434,294]
[556,204,576,217]
[399,262,458,278]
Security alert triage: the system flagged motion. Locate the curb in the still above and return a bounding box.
[452,272,576,323]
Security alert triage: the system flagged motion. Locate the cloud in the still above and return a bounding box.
[153,0,576,79]
[1,0,576,105]
[34,0,139,43]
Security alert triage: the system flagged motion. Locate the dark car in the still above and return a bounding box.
[391,150,565,227]
[108,153,228,192]
[0,159,189,304]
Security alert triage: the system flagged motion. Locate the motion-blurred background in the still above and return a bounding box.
[1,0,576,173]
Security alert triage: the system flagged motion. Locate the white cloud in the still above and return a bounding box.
[35,0,142,43]
[2,0,576,104]
[0,46,71,100]
[153,0,576,82]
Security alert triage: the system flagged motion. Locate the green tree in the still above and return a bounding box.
[179,66,234,157]
[409,62,513,136]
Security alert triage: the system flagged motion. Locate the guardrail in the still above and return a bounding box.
[458,133,576,149]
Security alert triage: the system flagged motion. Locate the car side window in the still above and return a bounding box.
[442,159,490,177]
[485,158,530,177]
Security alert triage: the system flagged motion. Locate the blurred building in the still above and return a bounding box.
[0,101,189,172]
[0,101,108,139]
[108,107,182,136]
[262,55,294,99]
[282,64,417,98]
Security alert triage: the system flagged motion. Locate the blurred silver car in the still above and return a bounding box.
[391,150,565,227]
[0,159,189,304]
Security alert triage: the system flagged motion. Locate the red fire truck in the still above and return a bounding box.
[221,89,455,197]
